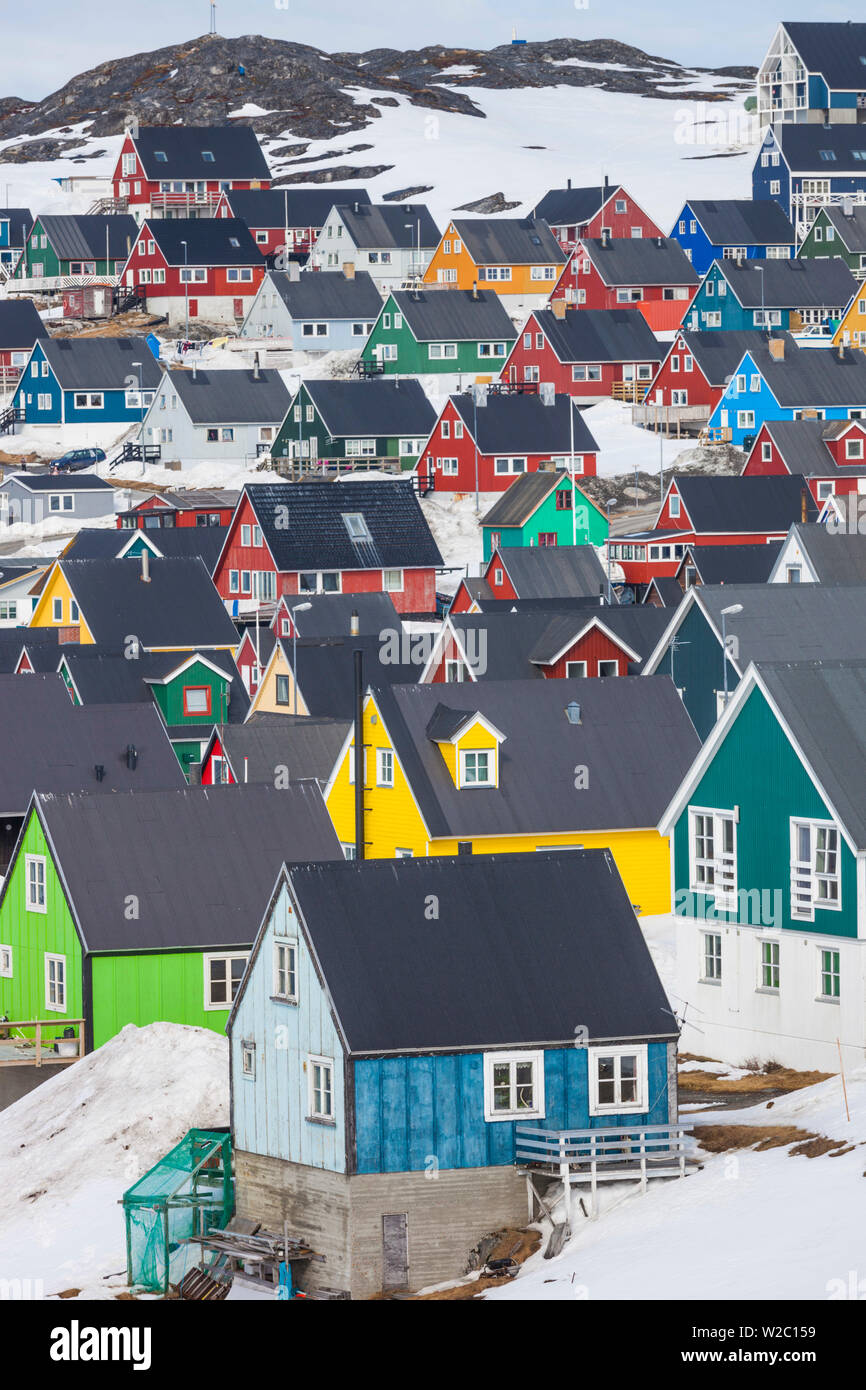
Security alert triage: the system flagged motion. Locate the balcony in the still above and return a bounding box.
[516,1121,693,1220]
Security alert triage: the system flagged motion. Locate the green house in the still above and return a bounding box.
[480,470,608,562]
[797,206,866,275]
[659,657,866,1075]
[0,784,341,1053]
[271,378,437,472]
[359,288,517,376]
[13,213,138,282]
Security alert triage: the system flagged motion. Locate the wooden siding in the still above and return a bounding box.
[91,949,239,1049]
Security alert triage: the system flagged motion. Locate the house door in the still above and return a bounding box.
[188,299,198,318]
[233,298,244,318]
[382,1213,409,1290]
[509,365,517,382]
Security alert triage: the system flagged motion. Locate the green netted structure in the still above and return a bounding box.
[122,1129,233,1294]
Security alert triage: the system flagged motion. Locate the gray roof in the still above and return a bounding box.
[59,646,249,729]
[287,634,417,719]
[132,125,271,181]
[780,523,866,584]
[744,338,866,407]
[269,268,382,320]
[774,122,866,174]
[61,526,229,573]
[59,556,240,650]
[39,214,138,262]
[534,184,621,227]
[763,418,866,477]
[169,366,290,425]
[3,473,114,493]
[289,591,402,637]
[584,236,699,286]
[0,674,183,815]
[33,782,341,953]
[672,473,819,532]
[495,544,607,599]
[207,714,350,785]
[679,542,782,585]
[0,299,48,352]
[335,202,440,250]
[444,611,556,681]
[388,287,516,342]
[373,675,700,839]
[481,470,566,526]
[0,208,32,247]
[223,188,370,226]
[533,307,662,364]
[673,330,780,386]
[714,256,857,309]
[450,391,599,456]
[527,606,672,669]
[684,199,796,247]
[303,378,436,438]
[146,217,262,267]
[823,203,866,253]
[783,22,866,92]
[453,217,565,266]
[691,583,866,670]
[40,336,161,391]
[243,849,676,1053]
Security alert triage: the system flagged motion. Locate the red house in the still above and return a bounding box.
[111,124,271,222]
[534,180,662,253]
[646,330,771,415]
[121,218,265,327]
[215,187,371,258]
[213,481,443,617]
[117,489,239,530]
[742,418,866,504]
[551,234,699,333]
[418,387,599,493]
[501,305,662,401]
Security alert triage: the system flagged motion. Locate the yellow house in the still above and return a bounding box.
[833,280,866,348]
[324,676,701,915]
[29,562,95,641]
[423,218,566,297]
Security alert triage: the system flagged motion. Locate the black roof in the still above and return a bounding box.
[472,595,616,614]
[170,366,290,425]
[534,183,620,227]
[0,208,32,246]
[683,199,796,246]
[679,541,782,585]
[823,203,866,252]
[742,338,866,408]
[671,474,819,533]
[222,187,370,227]
[583,236,699,286]
[481,470,567,527]
[774,122,866,173]
[287,634,417,718]
[0,674,183,814]
[780,523,866,584]
[763,417,866,477]
[335,202,440,250]
[132,125,271,181]
[244,479,442,572]
[32,782,340,954]
[0,627,61,675]
[532,307,662,364]
[783,22,866,91]
[207,713,350,785]
[303,378,436,439]
[288,591,402,637]
[0,299,48,351]
[670,330,776,387]
[442,612,553,681]
[715,256,857,309]
[452,217,566,266]
[2,473,113,493]
[59,556,240,650]
[450,391,599,456]
[373,675,699,839]
[39,214,138,262]
[527,606,672,669]
[642,577,685,607]
[145,218,263,267]
[495,544,607,599]
[388,287,516,342]
[251,850,676,1054]
[60,646,249,727]
[39,336,161,390]
[676,583,866,672]
[60,527,228,572]
[269,269,382,320]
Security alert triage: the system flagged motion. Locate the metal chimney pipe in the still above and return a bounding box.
[350,609,359,636]
[141,549,150,583]
[353,647,365,860]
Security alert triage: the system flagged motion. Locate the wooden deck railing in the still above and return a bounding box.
[612,381,650,404]
[0,1018,85,1067]
[516,1122,690,1219]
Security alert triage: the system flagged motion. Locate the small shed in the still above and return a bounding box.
[62,285,112,319]
[122,1129,233,1294]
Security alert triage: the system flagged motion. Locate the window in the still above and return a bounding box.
[478,342,506,358]
[429,343,457,359]
[52,597,63,622]
[597,660,618,677]
[377,748,394,787]
[308,1056,334,1120]
[45,954,66,1012]
[204,953,248,1009]
[439,457,458,475]
[73,392,103,410]
[494,457,526,475]
[565,661,587,677]
[589,1045,647,1114]
[445,660,465,683]
[669,494,680,518]
[383,568,403,591]
[530,266,556,281]
[483,1050,544,1121]
[846,439,864,460]
[273,940,298,1002]
[819,948,840,1001]
[572,364,602,382]
[614,199,627,213]
[183,686,211,717]
[229,570,239,594]
[0,944,11,977]
[345,438,376,457]
[701,933,722,983]
[493,567,503,586]
[737,411,755,430]
[241,1042,256,1078]
[617,288,642,303]
[689,809,737,906]
[275,674,290,706]
[786,564,802,584]
[26,854,47,912]
[460,749,494,787]
[759,940,780,992]
[790,820,840,920]
[343,512,371,541]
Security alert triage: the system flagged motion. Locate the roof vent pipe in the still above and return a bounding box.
[95,764,105,782]
[141,549,150,583]
[126,744,137,771]
[350,609,359,636]
[253,352,260,380]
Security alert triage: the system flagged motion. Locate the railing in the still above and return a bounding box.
[516,1122,690,1219]
[0,1017,86,1067]
[631,401,711,427]
[612,380,650,404]
[10,274,120,294]
[108,442,162,472]
[149,193,221,218]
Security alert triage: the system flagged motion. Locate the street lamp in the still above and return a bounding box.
[290,601,312,714]
[720,603,743,710]
[404,219,420,279]
[180,239,189,342]
[132,360,144,475]
[605,497,618,604]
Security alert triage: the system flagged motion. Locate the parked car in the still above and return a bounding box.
[52,447,106,473]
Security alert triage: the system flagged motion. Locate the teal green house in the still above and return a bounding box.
[359,288,517,376]
[480,470,608,562]
[271,377,437,472]
[659,657,866,1076]
[797,206,866,276]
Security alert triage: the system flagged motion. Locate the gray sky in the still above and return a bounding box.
[0,1,857,101]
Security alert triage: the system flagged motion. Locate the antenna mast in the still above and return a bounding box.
[210,1,217,35]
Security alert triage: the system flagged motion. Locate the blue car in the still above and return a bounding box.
[52,447,107,473]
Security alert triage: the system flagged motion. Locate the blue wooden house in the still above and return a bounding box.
[753,124,866,234]
[686,257,856,334]
[705,336,866,447]
[670,200,796,276]
[0,209,31,270]
[228,850,679,1298]
[12,335,161,428]
[757,22,866,129]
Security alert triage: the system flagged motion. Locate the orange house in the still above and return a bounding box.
[423,218,566,296]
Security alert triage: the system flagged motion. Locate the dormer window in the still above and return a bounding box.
[460,749,493,786]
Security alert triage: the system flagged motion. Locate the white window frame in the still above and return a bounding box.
[273,939,298,1003]
[483,1049,545,1122]
[241,1041,256,1078]
[458,747,495,788]
[588,1044,648,1116]
[376,747,394,787]
[25,853,47,913]
[382,568,403,592]
[45,953,66,1012]
[308,1054,335,1121]
[700,931,722,984]
[203,951,249,1011]
[758,939,780,993]
[818,946,840,1002]
[0,943,11,978]
[688,807,737,909]
[790,818,841,921]
[565,661,587,678]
